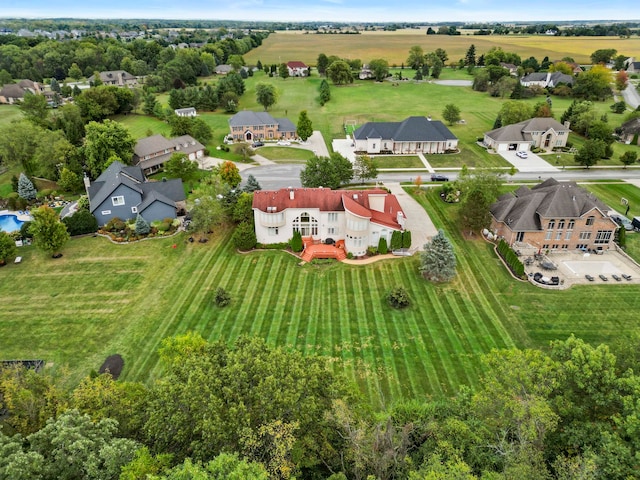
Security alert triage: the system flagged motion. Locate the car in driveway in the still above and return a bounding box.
[516,150,528,158]
[276,140,291,146]
[251,141,264,148]
[430,174,449,182]
[610,213,633,231]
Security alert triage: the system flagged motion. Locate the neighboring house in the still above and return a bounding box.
[353,116,458,154]
[620,118,640,145]
[359,64,373,80]
[500,62,519,76]
[133,134,205,174]
[175,107,196,117]
[627,61,640,74]
[228,111,297,142]
[93,70,137,87]
[286,61,309,77]
[490,178,617,252]
[0,79,44,104]
[214,65,233,75]
[87,161,185,226]
[520,72,575,88]
[252,187,406,257]
[483,117,571,152]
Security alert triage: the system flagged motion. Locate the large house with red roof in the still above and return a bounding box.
[252,188,406,257]
[286,61,309,77]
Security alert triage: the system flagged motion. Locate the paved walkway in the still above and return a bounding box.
[416,153,435,172]
[384,182,438,250]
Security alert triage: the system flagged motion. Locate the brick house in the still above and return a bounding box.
[490,178,618,252]
[483,117,571,153]
[228,111,297,142]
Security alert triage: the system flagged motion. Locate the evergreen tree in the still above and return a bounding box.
[390,230,403,250]
[319,79,331,106]
[297,110,313,141]
[420,229,457,282]
[378,237,388,254]
[0,231,17,264]
[142,91,158,115]
[402,231,412,248]
[465,44,476,67]
[17,173,37,201]
[243,174,262,192]
[290,230,303,252]
[135,214,151,236]
[278,63,289,79]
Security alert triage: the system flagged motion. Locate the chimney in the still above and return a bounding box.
[289,188,294,200]
[427,115,432,121]
[83,172,91,192]
[564,121,571,129]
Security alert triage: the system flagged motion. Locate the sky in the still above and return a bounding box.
[3,0,639,24]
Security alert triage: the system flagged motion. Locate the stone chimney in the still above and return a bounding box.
[83,172,90,193]
[289,188,294,200]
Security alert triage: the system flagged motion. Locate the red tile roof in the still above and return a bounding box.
[287,61,308,68]
[252,188,405,229]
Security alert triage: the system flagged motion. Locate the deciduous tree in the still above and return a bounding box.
[326,60,353,85]
[300,152,353,189]
[164,152,199,184]
[297,110,313,141]
[219,160,241,187]
[255,82,278,111]
[458,171,502,234]
[0,231,16,264]
[406,45,425,70]
[368,58,389,81]
[29,205,70,256]
[442,104,461,125]
[621,150,638,168]
[353,155,378,183]
[83,119,136,178]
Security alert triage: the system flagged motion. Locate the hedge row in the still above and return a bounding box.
[497,239,525,278]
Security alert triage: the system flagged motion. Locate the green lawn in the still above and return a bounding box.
[0,105,22,128]
[4,187,640,405]
[257,146,316,163]
[374,155,424,169]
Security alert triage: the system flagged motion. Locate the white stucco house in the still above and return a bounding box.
[352,116,458,154]
[483,117,571,153]
[286,61,309,77]
[252,188,406,257]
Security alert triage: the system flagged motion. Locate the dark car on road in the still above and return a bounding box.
[431,174,449,182]
[251,141,264,148]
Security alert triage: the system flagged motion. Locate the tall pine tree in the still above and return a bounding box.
[420,229,457,282]
[17,173,37,201]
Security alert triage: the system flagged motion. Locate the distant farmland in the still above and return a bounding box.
[245,30,640,67]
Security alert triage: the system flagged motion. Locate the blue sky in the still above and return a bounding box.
[4,0,638,23]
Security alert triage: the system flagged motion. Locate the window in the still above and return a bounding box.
[516,231,525,242]
[548,219,555,229]
[579,231,591,240]
[576,243,588,250]
[267,227,279,236]
[328,212,338,222]
[595,230,612,244]
[568,220,575,230]
[327,227,336,235]
[131,206,138,213]
[112,196,125,206]
[586,216,595,226]
[555,231,563,240]
[292,212,318,236]
[552,244,558,250]
[101,210,111,215]
[545,230,552,240]
[561,245,568,250]
[543,244,549,249]
[558,219,565,229]
[372,143,376,149]
[565,230,572,240]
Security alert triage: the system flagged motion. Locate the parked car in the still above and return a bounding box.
[610,213,633,231]
[516,151,528,158]
[276,140,291,146]
[632,216,640,231]
[223,135,234,145]
[251,141,264,148]
[430,174,449,182]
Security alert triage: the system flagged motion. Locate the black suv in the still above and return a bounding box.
[251,141,264,148]
[430,174,449,182]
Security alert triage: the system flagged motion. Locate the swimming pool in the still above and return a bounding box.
[0,214,24,233]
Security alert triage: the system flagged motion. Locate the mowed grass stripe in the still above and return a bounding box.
[334,269,358,388]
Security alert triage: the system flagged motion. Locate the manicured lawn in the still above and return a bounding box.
[4,186,640,405]
[0,105,22,128]
[257,146,316,163]
[113,114,172,139]
[584,182,640,218]
[374,155,424,169]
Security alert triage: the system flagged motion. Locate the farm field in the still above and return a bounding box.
[244,30,640,68]
[3,188,640,404]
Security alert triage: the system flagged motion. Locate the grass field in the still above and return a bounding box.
[3,186,640,404]
[0,105,22,128]
[244,30,640,68]
[257,146,316,163]
[374,155,424,169]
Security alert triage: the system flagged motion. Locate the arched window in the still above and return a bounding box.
[292,212,318,236]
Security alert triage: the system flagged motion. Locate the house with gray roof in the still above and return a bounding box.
[228,111,297,142]
[0,79,44,104]
[92,70,137,87]
[87,161,185,226]
[133,134,205,174]
[484,117,571,153]
[620,118,640,145]
[490,178,617,252]
[215,65,234,75]
[626,61,640,74]
[353,116,458,154]
[520,72,574,89]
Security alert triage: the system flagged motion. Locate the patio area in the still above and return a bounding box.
[517,246,640,289]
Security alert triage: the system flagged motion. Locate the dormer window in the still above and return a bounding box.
[112,196,125,206]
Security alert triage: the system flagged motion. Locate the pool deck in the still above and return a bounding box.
[0,209,33,222]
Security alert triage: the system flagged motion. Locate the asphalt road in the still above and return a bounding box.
[241,164,640,191]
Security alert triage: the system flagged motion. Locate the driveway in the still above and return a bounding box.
[499,151,559,173]
[384,182,438,251]
[622,83,640,109]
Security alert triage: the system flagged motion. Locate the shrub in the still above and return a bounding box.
[20,221,33,239]
[214,287,231,307]
[106,217,126,232]
[390,230,403,250]
[62,210,98,236]
[387,287,411,309]
[367,246,378,256]
[157,222,171,232]
[497,239,525,278]
[37,189,54,199]
[290,230,303,252]
[402,231,412,249]
[378,237,388,254]
[231,221,257,250]
[0,231,17,264]
[134,214,151,236]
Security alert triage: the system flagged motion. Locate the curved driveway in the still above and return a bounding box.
[622,83,640,109]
